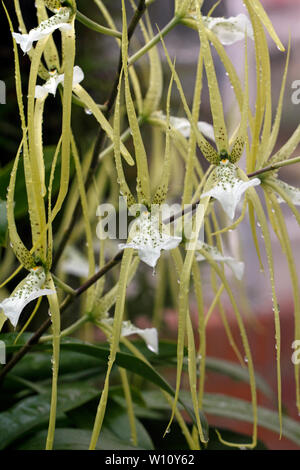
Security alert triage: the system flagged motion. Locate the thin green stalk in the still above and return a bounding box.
[128,16,180,66]
[76,10,122,38]
[45,274,61,451]
[40,314,89,343]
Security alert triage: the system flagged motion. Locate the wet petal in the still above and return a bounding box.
[0,267,54,327]
[121,321,159,353]
[166,115,215,141]
[12,8,72,53]
[201,162,260,220]
[119,212,181,268]
[35,66,84,98]
[202,14,254,45]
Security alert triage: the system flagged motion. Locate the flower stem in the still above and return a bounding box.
[76,11,122,38]
[128,16,180,66]
[52,274,76,295]
[248,155,300,178]
[40,314,89,343]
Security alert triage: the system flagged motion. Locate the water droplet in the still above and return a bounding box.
[84,108,92,115]
[244,356,248,363]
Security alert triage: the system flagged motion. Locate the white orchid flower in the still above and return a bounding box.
[121,321,159,354]
[35,66,84,99]
[0,267,54,327]
[103,318,158,353]
[196,242,245,280]
[156,112,215,141]
[201,161,260,221]
[170,116,215,141]
[119,211,181,268]
[273,179,300,206]
[188,12,254,46]
[12,8,72,54]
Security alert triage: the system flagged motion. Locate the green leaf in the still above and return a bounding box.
[204,357,274,400]
[0,200,7,247]
[202,393,300,446]
[141,390,300,447]
[103,400,154,450]
[15,427,145,450]
[5,350,104,384]
[0,383,100,449]
[1,334,207,433]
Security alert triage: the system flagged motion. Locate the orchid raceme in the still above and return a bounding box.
[196,242,245,280]
[0,267,54,328]
[119,211,182,268]
[201,161,261,221]
[35,66,84,99]
[12,7,72,54]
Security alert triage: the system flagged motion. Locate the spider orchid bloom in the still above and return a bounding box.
[0,267,54,327]
[121,321,158,354]
[185,0,254,46]
[155,112,215,142]
[201,14,254,46]
[170,116,215,141]
[35,66,84,99]
[201,160,260,221]
[103,319,158,353]
[196,242,245,280]
[119,211,182,268]
[12,7,72,54]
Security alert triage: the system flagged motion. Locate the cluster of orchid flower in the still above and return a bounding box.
[1,0,299,349]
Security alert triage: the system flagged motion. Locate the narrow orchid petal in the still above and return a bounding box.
[34,66,84,99]
[119,212,181,268]
[275,179,300,206]
[12,8,72,53]
[121,321,159,353]
[197,121,215,142]
[201,162,260,220]
[72,65,85,84]
[196,242,245,280]
[0,267,54,327]
[202,14,254,46]
[35,85,49,99]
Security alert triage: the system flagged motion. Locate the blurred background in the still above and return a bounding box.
[0,0,300,449]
